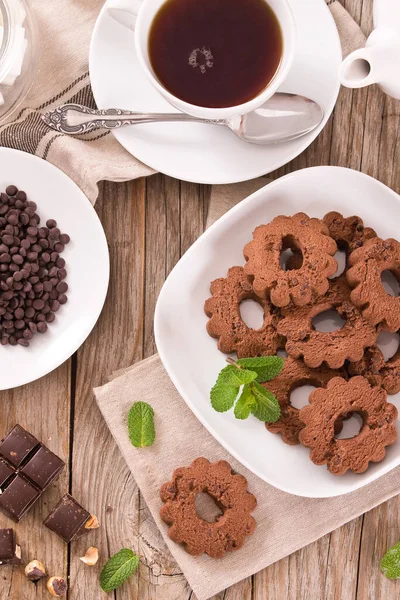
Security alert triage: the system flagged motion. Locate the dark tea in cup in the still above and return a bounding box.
[148,0,283,109]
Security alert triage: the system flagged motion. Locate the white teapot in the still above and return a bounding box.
[339,0,400,99]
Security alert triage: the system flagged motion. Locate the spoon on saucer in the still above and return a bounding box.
[41,94,323,145]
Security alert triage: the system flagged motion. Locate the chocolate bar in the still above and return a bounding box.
[0,529,21,566]
[0,424,39,467]
[0,425,65,522]
[20,446,65,491]
[0,459,14,488]
[0,475,41,522]
[43,494,93,543]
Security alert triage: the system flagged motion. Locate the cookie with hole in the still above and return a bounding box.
[347,341,400,395]
[299,376,398,476]
[347,237,400,332]
[264,357,347,445]
[160,457,257,558]
[323,211,376,255]
[277,275,378,369]
[204,266,283,358]
[243,212,337,307]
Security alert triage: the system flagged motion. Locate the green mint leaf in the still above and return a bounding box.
[234,384,256,420]
[250,381,281,422]
[128,402,155,448]
[100,549,139,592]
[211,383,239,412]
[236,356,284,382]
[381,541,400,579]
[217,365,257,386]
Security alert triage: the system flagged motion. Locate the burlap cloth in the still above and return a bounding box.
[7,2,392,600]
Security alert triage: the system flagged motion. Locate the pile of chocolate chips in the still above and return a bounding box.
[0,185,70,347]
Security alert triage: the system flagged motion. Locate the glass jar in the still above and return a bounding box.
[0,0,39,122]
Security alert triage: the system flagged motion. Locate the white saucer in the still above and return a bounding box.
[155,167,400,498]
[0,149,109,390]
[89,0,342,185]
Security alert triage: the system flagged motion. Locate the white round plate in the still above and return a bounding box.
[155,167,400,498]
[89,0,342,185]
[0,149,109,390]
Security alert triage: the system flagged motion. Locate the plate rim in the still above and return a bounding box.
[154,165,400,497]
[0,148,110,390]
[89,0,342,185]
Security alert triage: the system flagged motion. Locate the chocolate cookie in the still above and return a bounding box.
[204,266,282,358]
[277,275,378,369]
[323,211,376,255]
[348,343,400,395]
[299,376,398,475]
[243,213,337,307]
[264,357,347,445]
[160,457,257,558]
[347,237,400,332]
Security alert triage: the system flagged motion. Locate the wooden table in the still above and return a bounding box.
[1,1,400,598]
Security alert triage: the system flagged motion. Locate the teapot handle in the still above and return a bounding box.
[339,47,378,89]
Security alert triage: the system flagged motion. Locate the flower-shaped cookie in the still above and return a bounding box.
[348,341,400,395]
[347,237,400,332]
[204,266,282,358]
[277,275,378,369]
[265,357,347,445]
[323,211,376,255]
[243,213,337,307]
[299,376,398,475]
[160,458,257,558]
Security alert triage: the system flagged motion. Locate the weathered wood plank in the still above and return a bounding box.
[138,173,191,600]
[356,497,400,600]
[0,366,70,600]
[68,179,146,600]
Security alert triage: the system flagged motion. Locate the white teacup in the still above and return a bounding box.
[134,0,296,120]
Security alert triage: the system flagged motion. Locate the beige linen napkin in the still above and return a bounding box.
[95,180,400,600]
[1,0,364,203]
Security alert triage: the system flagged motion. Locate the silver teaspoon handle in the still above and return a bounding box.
[41,104,221,135]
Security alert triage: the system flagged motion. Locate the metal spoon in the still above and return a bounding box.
[41,94,323,145]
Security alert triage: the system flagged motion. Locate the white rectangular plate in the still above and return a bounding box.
[155,166,400,498]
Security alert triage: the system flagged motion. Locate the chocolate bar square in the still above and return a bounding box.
[0,425,39,467]
[20,446,65,491]
[0,529,21,566]
[0,475,41,522]
[0,459,14,488]
[44,494,91,542]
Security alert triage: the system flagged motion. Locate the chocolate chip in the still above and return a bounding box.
[59,234,70,245]
[37,322,47,334]
[6,186,17,196]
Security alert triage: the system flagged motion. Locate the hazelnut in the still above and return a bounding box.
[25,559,46,581]
[84,514,100,530]
[79,546,99,566]
[46,576,68,597]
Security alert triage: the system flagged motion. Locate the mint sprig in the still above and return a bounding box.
[381,541,400,579]
[100,549,139,592]
[128,401,155,447]
[234,385,256,420]
[236,356,284,383]
[210,356,283,423]
[217,364,257,386]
